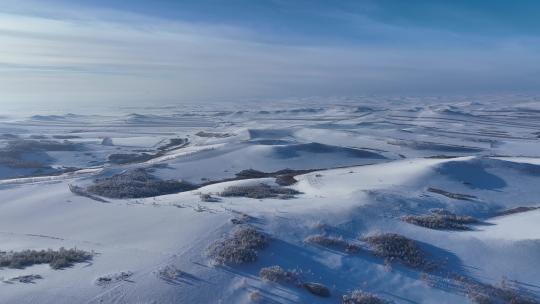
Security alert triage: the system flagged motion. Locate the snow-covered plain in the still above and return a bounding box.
[1,96,539,303]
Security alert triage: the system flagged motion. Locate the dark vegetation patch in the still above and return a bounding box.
[234,169,272,179]
[155,265,184,284]
[207,225,268,265]
[342,290,389,304]
[199,167,327,189]
[195,131,233,138]
[86,168,196,199]
[0,247,92,269]
[402,209,478,230]
[496,206,540,216]
[68,184,109,203]
[362,233,427,269]
[108,153,154,164]
[234,168,311,179]
[220,183,301,199]
[304,234,360,253]
[107,138,188,165]
[427,187,477,200]
[6,274,43,284]
[0,139,81,170]
[455,276,538,304]
[6,139,80,152]
[0,151,48,169]
[258,265,332,298]
[259,265,299,284]
[275,174,298,186]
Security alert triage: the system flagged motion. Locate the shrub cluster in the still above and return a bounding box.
[156,265,183,283]
[69,184,108,202]
[427,187,477,200]
[7,274,43,284]
[108,153,154,164]
[342,290,389,304]
[362,233,426,268]
[496,206,539,216]
[304,234,360,253]
[234,169,269,179]
[5,139,80,152]
[87,168,196,198]
[195,131,232,138]
[0,139,80,170]
[259,265,299,284]
[402,209,477,230]
[455,276,538,304]
[207,225,268,265]
[275,174,298,186]
[220,183,301,199]
[0,247,92,269]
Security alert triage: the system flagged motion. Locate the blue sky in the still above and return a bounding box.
[1,0,540,105]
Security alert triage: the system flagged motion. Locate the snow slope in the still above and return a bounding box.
[1,96,539,303]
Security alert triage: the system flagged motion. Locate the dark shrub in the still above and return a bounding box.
[305,234,360,253]
[195,131,232,138]
[275,174,298,186]
[0,247,92,269]
[8,274,43,284]
[455,276,538,304]
[207,226,268,265]
[402,210,477,230]
[427,187,476,200]
[108,153,154,164]
[87,168,196,198]
[342,290,389,304]
[69,184,108,202]
[496,206,539,216]
[6,139,80,152]
[220,183,301,199]
[362,233,426,268]
[235,169,269,179]
[259,265,299,284]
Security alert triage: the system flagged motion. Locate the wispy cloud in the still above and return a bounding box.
[1,2,539,105]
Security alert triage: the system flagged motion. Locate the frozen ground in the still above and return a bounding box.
[0,96,539,303]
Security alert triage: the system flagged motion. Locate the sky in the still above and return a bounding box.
[1,0,540,106]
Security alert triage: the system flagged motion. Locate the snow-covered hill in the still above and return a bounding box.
[1,96,539,303]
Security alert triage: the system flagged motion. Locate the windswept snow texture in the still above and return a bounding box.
[1,96,540,304]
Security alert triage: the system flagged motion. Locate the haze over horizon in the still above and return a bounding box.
[2,0,540,106]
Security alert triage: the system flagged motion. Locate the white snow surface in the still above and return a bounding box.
[1,96,540,303]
